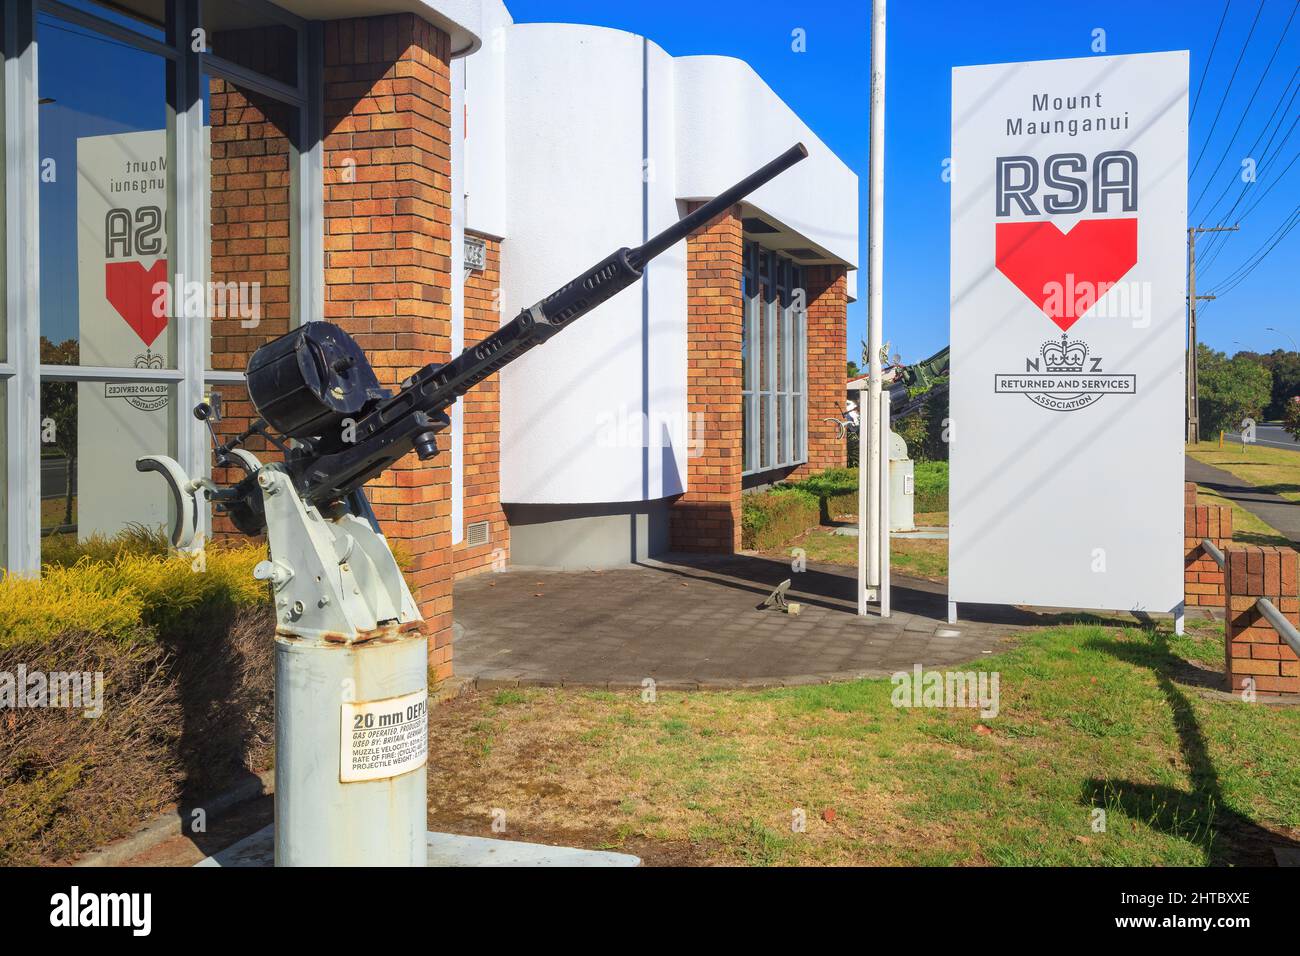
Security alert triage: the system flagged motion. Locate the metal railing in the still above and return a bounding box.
[1200,537,1225,572]
[1200,537,1300,658]
[1257,599,1300,658]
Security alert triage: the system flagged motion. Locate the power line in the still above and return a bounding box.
[1190,0,1266,179]
[1234,144,1300,223]
[1192,0,1233,121]
[1213,221,1297,297]
[1209,204,1300,296]
[1198,107,1300,270]
[1199,125,1299,273]
[1198,68,1298,227]
[1190,5,1297,218]
[1216,208,1298,291]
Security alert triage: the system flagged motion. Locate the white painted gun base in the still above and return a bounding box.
[275,634,429,867]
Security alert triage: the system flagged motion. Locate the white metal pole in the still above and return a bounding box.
[866,0,886,590]
[857,384,870,615]
[879,388,891,617]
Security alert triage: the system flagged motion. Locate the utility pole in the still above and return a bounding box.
[1187,224,1237,444]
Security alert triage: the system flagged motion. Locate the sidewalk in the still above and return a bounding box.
[455,555,1058,689]
[1186,456,1300,545]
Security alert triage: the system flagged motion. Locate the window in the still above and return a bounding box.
[0,383,7,570]
[0,0,318,572]
[36,8,175,553]
[742,241,806,475]
[0,8,8,570]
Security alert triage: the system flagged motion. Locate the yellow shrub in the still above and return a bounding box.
[0,565,144,647]
[0,541,269,649]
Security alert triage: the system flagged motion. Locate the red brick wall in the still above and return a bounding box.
[789,264,847,480]
[1184,482,1232,609]
[321,14,455,679]
[207,44,295,535]
[670,203,744,552]
[1225,545,1299,695]
[453,234,510,578]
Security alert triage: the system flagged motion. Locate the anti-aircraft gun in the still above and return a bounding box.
[135,143,810,867]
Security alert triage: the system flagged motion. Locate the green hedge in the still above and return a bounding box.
[913,460,949,513]
[0,529,276,864]
[741,486,820,551]
[783,467,856,521]
[773,461,949,522]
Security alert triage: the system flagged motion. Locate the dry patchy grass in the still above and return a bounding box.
[426,621,1300,866]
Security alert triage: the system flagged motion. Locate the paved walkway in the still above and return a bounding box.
[454,555,1062,689]
[1187,455,1300,545]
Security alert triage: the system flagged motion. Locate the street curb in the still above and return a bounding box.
[73,769,275,868]
[459,670,900,692]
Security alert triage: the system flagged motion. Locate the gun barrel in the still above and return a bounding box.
[630,142,809,267]
[421,142,810,414]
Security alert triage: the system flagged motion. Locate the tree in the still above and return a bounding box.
[1197,344,1272,437]
[1284,396,1300,443]
[1260,348,1300,420]
[894,378,949,462]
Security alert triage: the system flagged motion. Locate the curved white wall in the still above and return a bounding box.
[498,24,686,505]
[461,12,858,508]
[674,55,858,267]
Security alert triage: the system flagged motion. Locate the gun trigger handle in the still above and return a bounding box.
[135,455,199,551]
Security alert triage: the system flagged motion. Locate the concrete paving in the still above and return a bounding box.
[454,554,1070,688]
[1187,456,1300,545]
[196,825,640,867]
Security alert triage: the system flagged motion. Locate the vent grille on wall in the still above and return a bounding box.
[466,521,490,547]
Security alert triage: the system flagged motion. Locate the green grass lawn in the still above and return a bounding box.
[775,512,949,582]
[427,618,1300,865]
[1188,440,1300,503]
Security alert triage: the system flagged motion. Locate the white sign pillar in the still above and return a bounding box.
[949,52,1188,618]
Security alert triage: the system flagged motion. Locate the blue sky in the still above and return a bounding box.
[511,0,1300,366]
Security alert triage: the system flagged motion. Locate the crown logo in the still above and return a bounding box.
[1041,334,1087,373]
[134,349,164,371]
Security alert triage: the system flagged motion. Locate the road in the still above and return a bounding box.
[41,455,73,498]
[1220,422,1299,452]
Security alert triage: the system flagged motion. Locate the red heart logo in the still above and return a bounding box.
[995,218,1137,331]
[105,260,169,347]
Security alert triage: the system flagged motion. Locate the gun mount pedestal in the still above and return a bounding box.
[274,631,428,866]
[252,465,428,867]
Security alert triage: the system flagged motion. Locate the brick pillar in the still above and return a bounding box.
[452,234,510,579]
[322,14,454,679]
[789,264,847,480]
[1224,545,1299,695]
[670,203,744,553]
[1184,482,1232,609]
